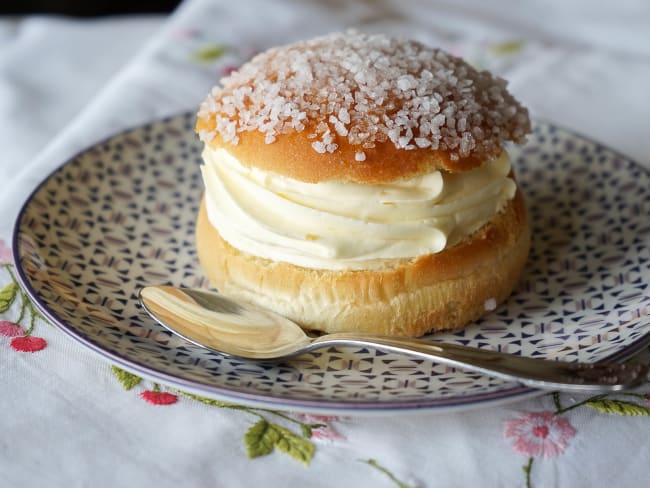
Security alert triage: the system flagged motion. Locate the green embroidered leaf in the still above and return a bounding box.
[245,419,278,458]
[193,45,228,62]
[111,366,142,391]
[522,457,534,488]
[488,40,524,56]
[0,282,18,313]
[245,419,315,465]
[362,459,416,488]
[179,391,240,409]
[587,399,650,416]
[300,424,313,438]
[273,424,315,465]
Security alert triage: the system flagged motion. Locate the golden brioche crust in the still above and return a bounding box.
[194,32,531,184]
[195,191,530,337]
[196,118,488,184]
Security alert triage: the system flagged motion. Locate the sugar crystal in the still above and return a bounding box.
[199,32,530,161]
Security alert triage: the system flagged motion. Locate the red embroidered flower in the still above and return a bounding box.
[10,336,47,352]
[0,320,24,337]
[0,239,12,264]
[140,390,178,405]
[504,411,576,457]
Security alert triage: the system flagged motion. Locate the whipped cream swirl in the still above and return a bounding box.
[200,147,516,270]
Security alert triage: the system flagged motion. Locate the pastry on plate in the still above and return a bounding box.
[194,31,531,337]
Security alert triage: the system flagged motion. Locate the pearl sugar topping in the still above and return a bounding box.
[198,32,530,161]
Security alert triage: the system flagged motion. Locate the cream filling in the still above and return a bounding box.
[200,147,516,270]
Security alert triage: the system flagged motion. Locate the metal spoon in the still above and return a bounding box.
[139,285,648,392]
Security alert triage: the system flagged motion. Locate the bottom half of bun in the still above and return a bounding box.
[195,192,530,337]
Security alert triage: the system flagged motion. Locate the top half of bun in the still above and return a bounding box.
[195,32,530,184]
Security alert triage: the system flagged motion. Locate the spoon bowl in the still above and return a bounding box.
[139,285,649,392]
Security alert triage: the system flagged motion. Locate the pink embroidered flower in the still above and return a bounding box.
[297,414,341,424]
[295,413,346,442]
[0,239,12,264]
[140,390,178,405]
[504,411,576,458]
[10,336,47,352]
[310,426,346,442]
[0,320,24,337]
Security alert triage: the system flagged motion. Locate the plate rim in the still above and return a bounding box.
[11,112,650,414]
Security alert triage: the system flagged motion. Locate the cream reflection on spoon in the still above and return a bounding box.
[139,286,310,358]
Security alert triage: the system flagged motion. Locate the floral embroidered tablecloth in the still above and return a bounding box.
[1,1,649,486]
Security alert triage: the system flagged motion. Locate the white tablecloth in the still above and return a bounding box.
[1,1,649,486]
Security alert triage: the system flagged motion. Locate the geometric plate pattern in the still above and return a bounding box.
[13,113,650,413]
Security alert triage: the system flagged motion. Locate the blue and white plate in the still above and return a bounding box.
[12,113,650,414]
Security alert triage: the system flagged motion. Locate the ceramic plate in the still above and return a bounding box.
[12,113,650,414]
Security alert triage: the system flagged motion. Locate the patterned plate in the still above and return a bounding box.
[13,113,650,414]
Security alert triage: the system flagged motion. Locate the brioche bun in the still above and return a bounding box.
[194,32,531,336]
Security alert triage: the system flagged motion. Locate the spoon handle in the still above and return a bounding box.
[312,333,649,392]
